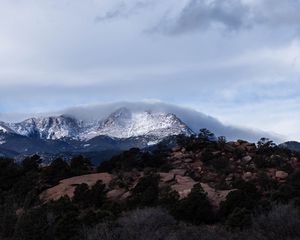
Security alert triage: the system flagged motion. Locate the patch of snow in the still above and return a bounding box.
[3,108,193,145]
[0,126,7,133]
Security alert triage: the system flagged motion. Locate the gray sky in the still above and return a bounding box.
[0,0,300,140]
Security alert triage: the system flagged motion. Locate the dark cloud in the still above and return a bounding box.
[61,101,281,143]
[95,1,153,22]
[152,0,300,35]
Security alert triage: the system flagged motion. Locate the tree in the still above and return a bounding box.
[90,180,107,208]
[218,136,227,149]
[257,138,276,154]
[198,128,215,142]
[22,155,41,172]
[130,174,160,207]
[73,183,90,208]
[14,208,49,240]
[70,156,92,176]
[172,184,214,225]
[226,207,252,230]
[43,158,71,185]
[220,181,260,218]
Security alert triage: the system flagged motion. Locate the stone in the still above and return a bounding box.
[107,189,126,200]
[173,152,184,159]
[170,169,187,176]
[242,155,252,163]
[172,160,182,165]
[225,174,234,182]
[171,176,196,199]
[183,158,194,163]
[212,151,221,156]
[160,173,175,183]
[275,171,289,180]
[172,146,181,152]
[224,144,235,152]
[120,191,131,200]
[243,172,252,181]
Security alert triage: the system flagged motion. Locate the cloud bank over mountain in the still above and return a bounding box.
[56,102,281,143]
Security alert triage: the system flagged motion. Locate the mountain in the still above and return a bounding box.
[8,115,82,140]
[60,102,280,143]
[82,107,193,142]
[0,103,282,163]
[5,108,193,142]
[280,141,300,152]
[0,108,193,162]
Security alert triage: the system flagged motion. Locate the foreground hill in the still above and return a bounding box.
[40,136,300,208]
[1,131,300,240]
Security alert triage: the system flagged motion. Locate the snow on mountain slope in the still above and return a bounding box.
[9,116,82,140]
[101,108,192,138]
[3,108,193,143]
[82,107,193,140]
[0,125,8,133]
[0,122,15,134]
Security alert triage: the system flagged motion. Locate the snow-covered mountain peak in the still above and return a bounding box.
[9,115,81,140]
[88,108,193,140]
[0,108,193,144]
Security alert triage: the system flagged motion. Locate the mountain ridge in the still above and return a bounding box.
[0,108,194,162]
[2,107,193,142]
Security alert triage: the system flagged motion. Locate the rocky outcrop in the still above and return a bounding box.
[40,173,113,202]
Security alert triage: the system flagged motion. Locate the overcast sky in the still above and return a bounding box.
[0,0,300,140]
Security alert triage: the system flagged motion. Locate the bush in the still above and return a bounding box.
[220,181,260,218]
[42,158,71,185]
[251,204,300,240]
[211,156,230,173]
[129,174,160,207]
[14,208,49,240]
[172,184,214,225]
[118,208,176,240]
[70,156,92,175]
[73,183,90,208]
[225,207,252,230]
[89,180,107,208]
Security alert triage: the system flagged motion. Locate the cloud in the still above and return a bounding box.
[42,101,284,143]
[0,0,299,142]
[95,1,153,22]
[152,0,300,35]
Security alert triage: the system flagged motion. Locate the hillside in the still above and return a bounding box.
[1,131,300,240]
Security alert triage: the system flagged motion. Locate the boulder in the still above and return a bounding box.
[183,158,194,163]
[107,189,126,200]
[172,146,181,152]
[40,173,113,202]
[170,169,187,176]
[171,176,197,198]
[243,172,253,181]
[160,172,175,183]
[275,171,289,180]
[242,155,252,163]
[172,152,185,159]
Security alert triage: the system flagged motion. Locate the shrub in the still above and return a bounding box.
[251,204,300,240]
[14,208,49,240]
[129,174,160,207]
[211,156,230,173]
[89,180,107,208]
[172,184,214,225]
[70,155,92,175]
[225,207,252,230]
[73,183,90,208]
